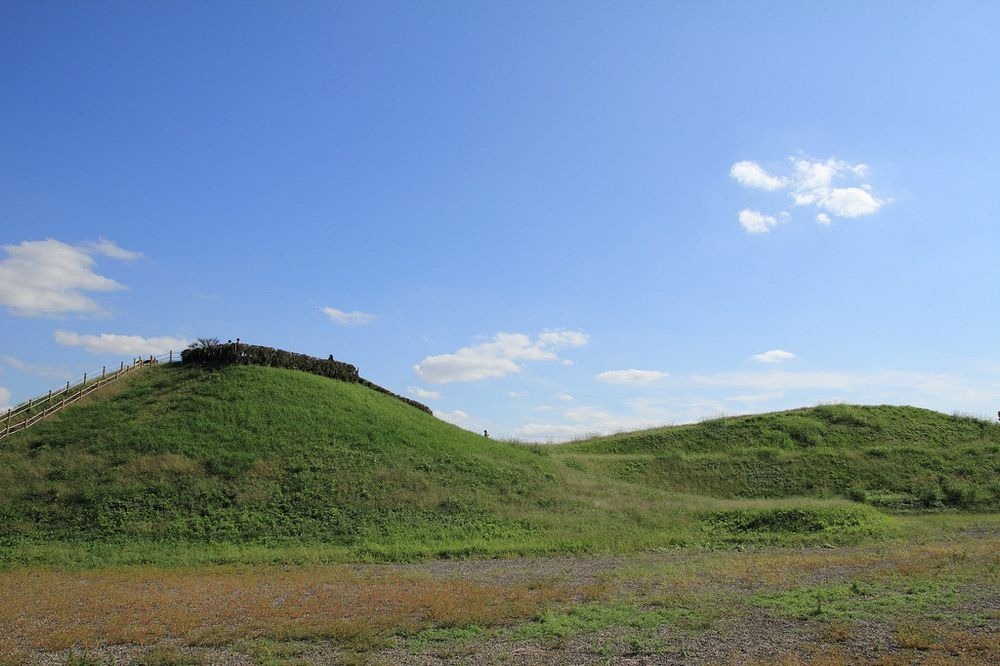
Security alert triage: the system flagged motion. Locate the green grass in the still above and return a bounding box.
[553,404,1000,510]
[1,363,998,568]
[514,602,688,640]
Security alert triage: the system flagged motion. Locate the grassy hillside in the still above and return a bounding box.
[0,364,564,562]
[554,404,1000,511]
[1,364,997,568]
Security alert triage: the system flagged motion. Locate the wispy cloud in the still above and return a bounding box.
[730,160,788,191]
[0,386,10,412]
[54,331,191,356]
[738,209,789,234]
[321,306,375,326]
[2,355,71,380]
[435,409,469,424]
[511,363,1000,442]
[414,329,588,384]
[691,369,957,394]
[0,238,140,317]
[514,404,663,442]
[595,369,668,385]
[730,155,890,232]
[82,238,144,261]
[750,349,796,363]
[408,386,441,400]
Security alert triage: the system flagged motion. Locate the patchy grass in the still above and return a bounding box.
[513,601,688,640]
[4,526,999,664]
[0,564,586,657]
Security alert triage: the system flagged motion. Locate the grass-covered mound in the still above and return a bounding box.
[0,363,717,566]
[1,362,996,568]
[0,364,567,563]
[554,404,1000,511]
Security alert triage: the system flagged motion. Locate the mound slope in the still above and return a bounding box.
[1,362,996,567]
[0,364,562,559]
[555,404,1000,511]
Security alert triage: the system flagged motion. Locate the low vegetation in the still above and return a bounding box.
[4,522,997,663]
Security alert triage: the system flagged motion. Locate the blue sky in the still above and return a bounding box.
[2,1,998,440]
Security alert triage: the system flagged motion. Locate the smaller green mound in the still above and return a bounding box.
[568,405,999,455]
[556,405,1000,511]
[704,505,890,543]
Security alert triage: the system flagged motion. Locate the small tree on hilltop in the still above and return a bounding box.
[188,337,221,349]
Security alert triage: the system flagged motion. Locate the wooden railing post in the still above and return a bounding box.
[1,350,189,440]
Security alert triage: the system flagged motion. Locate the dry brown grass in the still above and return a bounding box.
[4,532,998,664]
[0,565,583,657]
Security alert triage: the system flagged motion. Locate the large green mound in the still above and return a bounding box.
[555,404,1000,511]
[0,364,567,561]
[1,363,997,568]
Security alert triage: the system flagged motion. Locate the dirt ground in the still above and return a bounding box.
[8,530,1000,665]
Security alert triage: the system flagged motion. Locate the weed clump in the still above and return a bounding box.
[704,505,889,541]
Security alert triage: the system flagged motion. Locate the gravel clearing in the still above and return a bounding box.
[15,533,1000,666]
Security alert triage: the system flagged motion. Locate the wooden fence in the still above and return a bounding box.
[0,350,180,441]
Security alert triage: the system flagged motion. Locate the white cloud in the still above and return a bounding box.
[0,386,10,411]
[514,404,663,442]
[738,209,788,234]
[685,367,1000,417]
[820,187,885,218]
[532,405,555,412]
[507,390,528,398]
[538,329,590,348]
[596,369,668,385]
[556,392,575,401]
[321,306,375,326]
[83,238,144,261]
[408,386,441,400]
[0,239,137,317]
[730,161,787,191]
[435,409,469,424]
[413,329,588,384]
[750,349,796,363]
[731,155,889,231]
[414,353,522,384]
[2,355,71,379]
[789,157,841,204]
[54,331,191,356]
